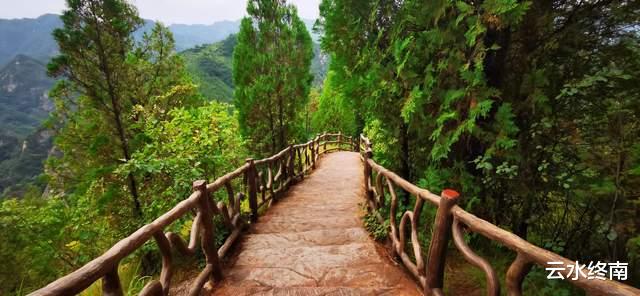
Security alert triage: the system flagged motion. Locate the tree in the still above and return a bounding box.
[233,0,313,156]
[47,0,197,224]
[47,0,145,218]
[121,101,246,219]
[311,71,356,135]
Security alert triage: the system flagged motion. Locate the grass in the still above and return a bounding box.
[443,248,582,296]
[79,260,152,296]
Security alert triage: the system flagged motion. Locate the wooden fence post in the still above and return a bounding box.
[351,136,356,151]
[316,135,320,161]
[102,266,123,296]
[425,189,460,293]
[323,132,327,151]
[363,146,373,201]
[245,159,258,222]
[310,138,316,169]
[289,145,296,183]
[193,180,224,283]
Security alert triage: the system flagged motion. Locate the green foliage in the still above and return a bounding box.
[310,71,356,135]
[121,101,246,218]
[363,210,388,241]
[79,261,151,296]
[362,119,400,169]
[46,0,201,224]
[0,197,69,292]
[319,0,640,290]
[234,0,314,156]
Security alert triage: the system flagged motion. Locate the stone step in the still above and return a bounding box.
[249,220,361,234]
[259,208,359,221]
[240,228,371,250]
[205,152,421,296]
[264,202,360,213]
[254,214,361,228]
[211,286,407,296]
[220,263,416,290]
[232,243,383,271]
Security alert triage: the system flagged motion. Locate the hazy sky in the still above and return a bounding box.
[0,0,321,24]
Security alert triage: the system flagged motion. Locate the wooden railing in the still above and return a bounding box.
[31,131,638,295]
[31,132,355,296]
[359,134,640,296]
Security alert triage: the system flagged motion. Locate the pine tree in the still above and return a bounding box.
[47,0,196,222]
[233,0,313,155]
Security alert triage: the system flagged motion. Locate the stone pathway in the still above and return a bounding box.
[210,151,422,295]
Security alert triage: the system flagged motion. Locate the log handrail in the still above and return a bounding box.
[30,131,634,295]
[358,134,640,296]
[30,133,355,296]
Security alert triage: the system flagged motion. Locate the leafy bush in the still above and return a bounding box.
[363,209,389,241]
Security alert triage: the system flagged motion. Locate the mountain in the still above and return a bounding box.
[168,20,242,51]
[0,15,320,67]
[0,15,241,66]
[0,55,54,137]
[0,14,61,67]
[0,55,55,197]
[181,34,328,102]
[181,35,236,101]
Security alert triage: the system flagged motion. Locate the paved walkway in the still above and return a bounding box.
[211,152,421,295]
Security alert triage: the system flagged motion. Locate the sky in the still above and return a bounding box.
[0,0,321,24]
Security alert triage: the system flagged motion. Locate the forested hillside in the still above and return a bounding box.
[181,35,236,101]
[182,34,327,102]
[0,55,55,196]
[0,15,249,199]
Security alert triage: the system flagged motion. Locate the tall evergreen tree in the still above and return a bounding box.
[233,0,313,155]
[47,0,196,223]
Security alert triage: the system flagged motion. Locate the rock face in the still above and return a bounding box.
[0,54,54,136]
[210,152,422,295]
[0,54,55,197]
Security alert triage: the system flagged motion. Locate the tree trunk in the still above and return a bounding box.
[91,13,143,220]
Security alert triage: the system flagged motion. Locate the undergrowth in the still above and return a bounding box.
[363,209,389,241]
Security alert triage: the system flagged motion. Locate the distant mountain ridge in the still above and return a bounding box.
[0,14,319,67]
[0,14,61,67]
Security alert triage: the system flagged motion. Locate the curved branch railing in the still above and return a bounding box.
[31,131,637,296]
[31,132,355,296]
[359,134,640,296]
